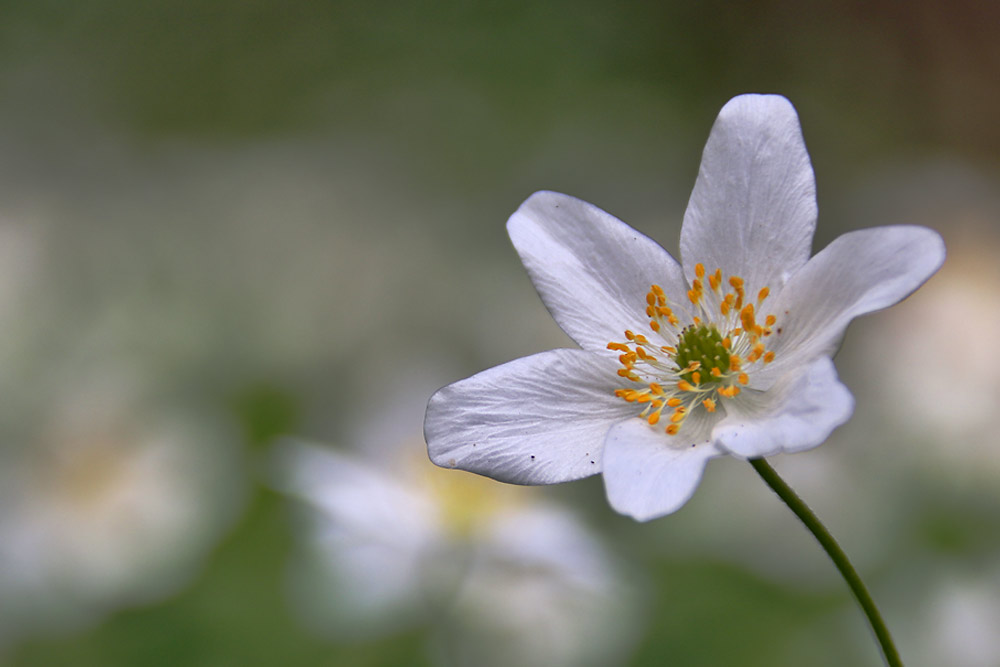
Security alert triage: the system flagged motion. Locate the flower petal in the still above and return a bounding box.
[507,191,687,354]
[425,349,634,484]
[680,94,816,292]
[714,356,854,458]
[272,442,439,631]
[760,224,946,384]
[602,418,721,521]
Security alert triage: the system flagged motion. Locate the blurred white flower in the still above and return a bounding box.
[918,575,1000,667]
[274,439,639,667]
[0,374,244,647]
[864,234,1000,481]
[882,561,1000,667]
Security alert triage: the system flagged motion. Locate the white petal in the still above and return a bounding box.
[273,441,439,546]
[680,95,816,292]
[714,356,854,458]
[507,191,687,354]
[760,224,946,384]
[425,349,634,484]
[271,442,439,632]
[602,418,721,521]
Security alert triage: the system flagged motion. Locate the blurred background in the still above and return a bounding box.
[0,1,998,665]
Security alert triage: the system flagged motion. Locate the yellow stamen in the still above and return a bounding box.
[702,398,717,412]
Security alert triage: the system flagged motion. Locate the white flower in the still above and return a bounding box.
[425,94,945,521]
[274,440,639,667]
[0,375,244,645]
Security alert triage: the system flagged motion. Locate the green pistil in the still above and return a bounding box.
[674,324,730,383]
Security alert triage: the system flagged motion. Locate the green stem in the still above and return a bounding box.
[749,457,901,667]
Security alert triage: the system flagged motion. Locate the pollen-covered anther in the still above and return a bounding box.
[708,268,722,292]
[702,398,717,412]
[740,303,756,331]
[747,342,767,363]
[718,385,741,398]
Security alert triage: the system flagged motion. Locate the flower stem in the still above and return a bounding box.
[749,457,901,667]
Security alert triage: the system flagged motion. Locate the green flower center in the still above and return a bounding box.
[674,324,730,385]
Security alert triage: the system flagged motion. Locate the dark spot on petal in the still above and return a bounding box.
[530,455,535,460]
[777,327,783,334]
[590,460,595,464]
